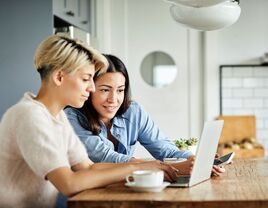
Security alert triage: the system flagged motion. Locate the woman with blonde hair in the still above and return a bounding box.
[0,35,178,208]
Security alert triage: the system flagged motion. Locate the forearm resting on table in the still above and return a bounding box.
[47,164,138,197]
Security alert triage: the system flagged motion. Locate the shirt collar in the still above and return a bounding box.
[112,115,125,128]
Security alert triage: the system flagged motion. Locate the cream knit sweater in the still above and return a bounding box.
[0,92,89,208]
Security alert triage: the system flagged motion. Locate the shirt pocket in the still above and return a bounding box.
[127,141,137,155]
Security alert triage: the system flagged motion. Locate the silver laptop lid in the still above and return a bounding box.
[189,120,224,187]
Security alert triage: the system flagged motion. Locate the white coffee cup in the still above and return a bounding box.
[125,170,164,187]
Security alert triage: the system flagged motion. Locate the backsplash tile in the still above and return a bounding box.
[221,66,268,156]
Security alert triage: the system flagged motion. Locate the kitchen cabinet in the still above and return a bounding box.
[53,0,90,31]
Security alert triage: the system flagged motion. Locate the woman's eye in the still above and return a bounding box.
[118,89,125,93]
[82,77,90,82]
[100,89,109,92]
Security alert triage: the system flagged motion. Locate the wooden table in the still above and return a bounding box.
[68,158,268,208]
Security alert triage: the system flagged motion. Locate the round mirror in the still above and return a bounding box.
[140,51,177,88]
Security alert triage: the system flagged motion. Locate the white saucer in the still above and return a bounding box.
[125,182,170,192]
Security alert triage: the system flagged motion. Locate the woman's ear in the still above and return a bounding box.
[51,69,64,86]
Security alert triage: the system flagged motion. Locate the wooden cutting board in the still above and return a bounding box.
[216,115,256,144]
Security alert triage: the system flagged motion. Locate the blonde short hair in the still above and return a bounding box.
[33,34,107,80]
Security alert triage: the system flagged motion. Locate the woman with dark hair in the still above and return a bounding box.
[65,54,226,176]
[76,54,132,136]
[64,54,198,174]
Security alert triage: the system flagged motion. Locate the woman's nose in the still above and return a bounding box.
[86,80,95,92]
[107,92,116,102]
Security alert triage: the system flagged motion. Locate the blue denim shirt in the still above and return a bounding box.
[64,101,193,163]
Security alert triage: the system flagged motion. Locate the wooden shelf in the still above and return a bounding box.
[216,115,265,158]
[217,115,256,144]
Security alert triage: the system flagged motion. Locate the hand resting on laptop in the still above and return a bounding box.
[168,157,195,176]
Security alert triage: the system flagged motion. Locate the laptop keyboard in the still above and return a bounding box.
[176,176,190,183]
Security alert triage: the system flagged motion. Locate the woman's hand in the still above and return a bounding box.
[168,157,195,176]
[211,165,225,176]
[136,160,179,182]
[211,153,233,176]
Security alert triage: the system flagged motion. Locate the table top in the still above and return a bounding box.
[68,158,268,208]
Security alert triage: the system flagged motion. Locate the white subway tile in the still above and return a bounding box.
[221,67,233,77]
[265,78,268,87]
[222,109,233,115]
[243,78,264,88]
[222,78,243,88]
[254,88,268,97]
[221,66,268,132]
[222,98,243,108]
[256,129,268,140]
[264,140,268,149]
[232,109,254,115]
[244,98,264,108]
[232,88,253,97]
[222,89,232,97]
[253,67,268,77]
[265,99,268,107]
[256,119,264,128]
[233,67,253,77]
[254,109,268,118]
[265,119,268,128]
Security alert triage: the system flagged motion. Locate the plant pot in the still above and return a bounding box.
[188,145,197,155]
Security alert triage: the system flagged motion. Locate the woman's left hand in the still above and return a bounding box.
[211,153,234,176]
[211,165,225,176]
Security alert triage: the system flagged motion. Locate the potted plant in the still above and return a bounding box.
[174,137,198,154]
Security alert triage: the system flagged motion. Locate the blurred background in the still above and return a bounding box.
[0,0,267,158]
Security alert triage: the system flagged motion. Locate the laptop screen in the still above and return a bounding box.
[189,120,224,186]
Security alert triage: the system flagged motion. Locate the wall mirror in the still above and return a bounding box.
[140,51,177,88]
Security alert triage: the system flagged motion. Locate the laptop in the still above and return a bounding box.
[169,120,224,187]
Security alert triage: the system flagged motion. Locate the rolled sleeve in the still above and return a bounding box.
[136,103,194,160]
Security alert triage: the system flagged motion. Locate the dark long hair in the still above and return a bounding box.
[77,54,131,135]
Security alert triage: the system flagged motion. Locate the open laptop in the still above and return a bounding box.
[169,120,224,187]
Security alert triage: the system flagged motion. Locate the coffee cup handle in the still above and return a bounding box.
[126,174,135,185]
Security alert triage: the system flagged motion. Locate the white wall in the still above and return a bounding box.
[221,65,268,153]
[204,0,268,122]
[95,0,268,157]
[94,0,204,158]
[204,0,268,153]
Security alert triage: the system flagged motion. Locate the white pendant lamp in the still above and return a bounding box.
[165,0,241,31]
[166,0,230,7]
